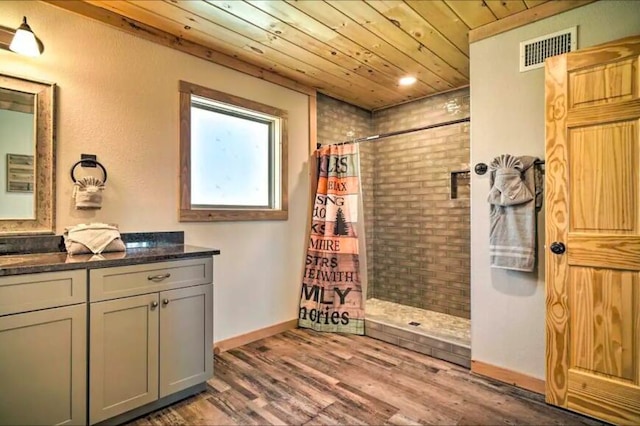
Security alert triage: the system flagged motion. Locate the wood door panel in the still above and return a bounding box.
[567,100,640,127]
[568,370,640,425]
[569,267,636,381]
[569,57,638,108]
[546,35,640,424]
[545,52,570,408]
[567,35,640,71]
[568,234,640,270]
[569,121,637,232]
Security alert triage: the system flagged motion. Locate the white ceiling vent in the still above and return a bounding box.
[519,27,577,72]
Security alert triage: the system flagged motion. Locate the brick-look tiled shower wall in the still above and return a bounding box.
[316,94,375,299]
[316,90,471,318]
[372,89,471,319]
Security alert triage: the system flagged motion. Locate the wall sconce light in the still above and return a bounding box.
[10,17,44,57]
[0,16,44,57]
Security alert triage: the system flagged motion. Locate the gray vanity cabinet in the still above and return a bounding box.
[89,293,160,424]
[0,251,215,426]
[159,284,213,398]
[0,270,87,426]
[88,258,214,425]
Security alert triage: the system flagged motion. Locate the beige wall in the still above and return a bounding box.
[470,0,640,379]
[0,1,310,342]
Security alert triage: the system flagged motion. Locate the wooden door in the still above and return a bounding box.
[545,35,640,425]
[0,304,86,426]
[89,293,159,424]
[159,284,213,398]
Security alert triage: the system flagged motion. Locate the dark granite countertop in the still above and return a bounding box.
[0,244,220,277]
[0,231,220,277]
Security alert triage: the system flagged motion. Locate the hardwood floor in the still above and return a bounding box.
[127,329,604,425]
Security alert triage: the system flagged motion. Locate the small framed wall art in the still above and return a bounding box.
[6,153,34,192]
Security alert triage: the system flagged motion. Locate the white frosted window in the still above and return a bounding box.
[179,83,287,221]
[190,105,273,208]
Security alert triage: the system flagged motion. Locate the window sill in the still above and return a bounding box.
[179,209,288,222]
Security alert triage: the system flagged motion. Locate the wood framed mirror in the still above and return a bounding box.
[0,74,55,235]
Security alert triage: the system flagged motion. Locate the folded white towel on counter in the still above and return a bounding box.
[63,223,126,255]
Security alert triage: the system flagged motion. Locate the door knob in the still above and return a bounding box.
[162,299,170,306]
[150,301,158,309]
[550,242,566,254]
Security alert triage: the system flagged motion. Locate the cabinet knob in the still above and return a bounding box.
[162,299,170,306]
[150,301,158,309]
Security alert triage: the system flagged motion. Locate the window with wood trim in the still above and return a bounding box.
[179,81,288,221]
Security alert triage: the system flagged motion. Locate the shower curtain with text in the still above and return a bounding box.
[298,143,364,334]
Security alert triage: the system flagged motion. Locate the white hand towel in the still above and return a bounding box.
[73,176,105,209]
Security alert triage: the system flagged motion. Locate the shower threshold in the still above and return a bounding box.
[365,298,470,368]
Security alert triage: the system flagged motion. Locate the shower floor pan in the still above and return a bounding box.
[365,298,471,368]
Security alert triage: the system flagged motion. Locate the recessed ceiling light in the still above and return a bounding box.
[399,76,417,86]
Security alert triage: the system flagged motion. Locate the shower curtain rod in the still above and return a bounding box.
[331,116,470,146]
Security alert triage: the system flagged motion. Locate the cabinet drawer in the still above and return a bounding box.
[89,257,213,302]
[0,270,87,316]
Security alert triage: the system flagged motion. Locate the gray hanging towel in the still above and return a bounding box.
[488,154,543,272]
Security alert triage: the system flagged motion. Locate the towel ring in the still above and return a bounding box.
[70,159,108,183]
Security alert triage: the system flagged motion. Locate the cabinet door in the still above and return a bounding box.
[159,284,213,398]
[90,293,159,424]
[0,304,86,426]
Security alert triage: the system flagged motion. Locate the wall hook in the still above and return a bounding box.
[474,163,488,175]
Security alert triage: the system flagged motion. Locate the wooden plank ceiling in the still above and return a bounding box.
[64,0,593,110]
